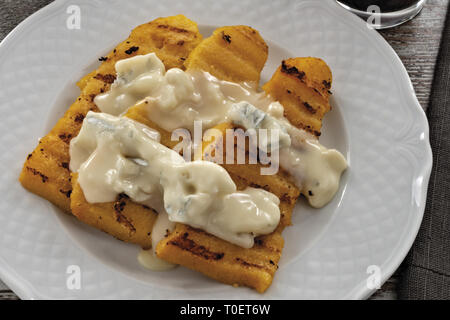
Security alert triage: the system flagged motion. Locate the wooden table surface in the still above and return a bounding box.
[0,0,448,300]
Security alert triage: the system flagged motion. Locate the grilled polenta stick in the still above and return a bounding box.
[263,57,333,137]
[184,25,268,83]
[156,224,286,293]
[71,174,158,249]
[19,15,203,212]
[156,123,300,293]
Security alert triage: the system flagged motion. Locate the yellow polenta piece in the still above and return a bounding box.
[184,26,268,83]
[156,123,299,293]
[263,57,333,137]
[19,15,203,212]
[70,174,158,249]
[156,223,287,293]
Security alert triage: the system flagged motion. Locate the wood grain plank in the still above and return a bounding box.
[379,0,448,110]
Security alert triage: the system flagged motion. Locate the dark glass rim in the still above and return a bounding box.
[336,0,427,17]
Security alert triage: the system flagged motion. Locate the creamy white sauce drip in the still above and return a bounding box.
[138,248,176,271]
[138,211,176,271]
[70,112,281,249]
[94,53,347,208]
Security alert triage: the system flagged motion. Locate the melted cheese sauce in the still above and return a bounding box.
[70,53,348,269]
[94,53,347,207]
[70,112,281,249]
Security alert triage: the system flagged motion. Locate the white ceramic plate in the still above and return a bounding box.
[0,0,432,299]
